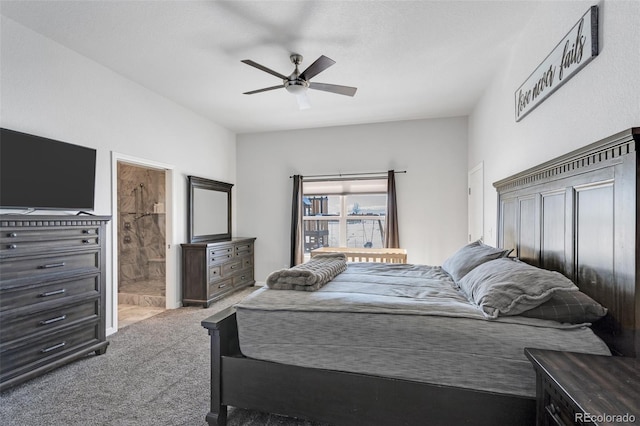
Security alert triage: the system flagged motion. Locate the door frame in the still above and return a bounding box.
[468,162,484,243]
[109,152,175,335]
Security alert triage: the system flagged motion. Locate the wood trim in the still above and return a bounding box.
[0,215,112,227]
[494,128,638,193]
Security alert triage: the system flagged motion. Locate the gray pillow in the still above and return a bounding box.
[458,258,578,318]
[520,290,607,324]
[442,240,510,283]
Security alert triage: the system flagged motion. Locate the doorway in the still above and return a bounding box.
[109,153,175,334]
[117,163,166,322]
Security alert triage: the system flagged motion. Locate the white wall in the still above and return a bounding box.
[0,17,237,331]
[236,118,468,282]
[469,0,640,244]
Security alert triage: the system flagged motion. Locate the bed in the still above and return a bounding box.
[201,128,640,426]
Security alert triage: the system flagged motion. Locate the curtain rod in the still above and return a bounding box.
[289,170,407,179]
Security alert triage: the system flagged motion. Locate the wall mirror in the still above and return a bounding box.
[188,176,233,243]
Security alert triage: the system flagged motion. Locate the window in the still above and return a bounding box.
[303,179,387,254]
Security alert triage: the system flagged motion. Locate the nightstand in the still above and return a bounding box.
[525,348,639,426]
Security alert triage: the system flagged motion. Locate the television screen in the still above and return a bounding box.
[0,128,97,211]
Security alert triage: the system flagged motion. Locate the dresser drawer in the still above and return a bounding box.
[0,297,99,342]
[542,376,583,425]
[0,251,100,283]
[208,265,222,282]
[209,245,233,264]
[233,270,254,288]
[221,260,242,276]
[1,226,100,254]
[208,278,232,298]
[0,322,100,378]
[234,242,253,256]
[240,255,253,269]
[0,274,99,312]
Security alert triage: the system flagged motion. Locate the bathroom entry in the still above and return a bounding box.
[117,162,167,311]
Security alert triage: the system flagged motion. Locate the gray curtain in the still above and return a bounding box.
[384,170,400,248]
[290,175,304,266]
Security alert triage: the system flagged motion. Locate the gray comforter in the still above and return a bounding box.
[239,262,588,329]
[235,262,611,397]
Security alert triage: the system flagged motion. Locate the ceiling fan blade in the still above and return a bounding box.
[243,84,285,95]
[241,59,288,80]
[309,82,357,97]
[299,55,335,81]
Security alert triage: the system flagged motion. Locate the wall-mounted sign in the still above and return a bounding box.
[515,6,598,122]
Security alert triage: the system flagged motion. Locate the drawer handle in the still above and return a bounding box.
[40,341,66,353]
[82,229,91,234]
[7,232,17,237]
[230,265,237,269]
[82,239,91,244]
[39,289,66,297]
[6,244,17,249]
[39,315,67,326]
[38,262,66,269]
[219,283,227,289]
[545,403,567,426]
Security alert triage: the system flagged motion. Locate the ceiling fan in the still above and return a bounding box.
[241,54,357,109]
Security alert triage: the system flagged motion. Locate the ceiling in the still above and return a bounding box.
[0,0,543,134]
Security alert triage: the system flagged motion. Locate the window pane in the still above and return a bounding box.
[304,219,339,253]
[346,194,387,216]
[303,195,340,216]
[303,191,388,252]
[347,218,385,249]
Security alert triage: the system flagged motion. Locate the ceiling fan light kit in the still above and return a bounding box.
[242,53,357,108]
[284,80,309,95]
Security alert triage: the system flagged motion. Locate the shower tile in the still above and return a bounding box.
[118,162,166,304]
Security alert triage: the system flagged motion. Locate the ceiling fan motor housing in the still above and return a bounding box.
[284,54,309,94]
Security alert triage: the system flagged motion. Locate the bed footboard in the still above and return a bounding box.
[202,307,535,426]
[201,307,240,426]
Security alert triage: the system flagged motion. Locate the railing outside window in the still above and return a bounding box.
[303,193,386,254]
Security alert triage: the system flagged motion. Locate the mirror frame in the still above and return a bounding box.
[187,175,233,243]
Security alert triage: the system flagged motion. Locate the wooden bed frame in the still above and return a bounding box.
[202,128,639,426]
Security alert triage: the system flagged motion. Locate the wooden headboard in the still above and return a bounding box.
[494,128,639,357]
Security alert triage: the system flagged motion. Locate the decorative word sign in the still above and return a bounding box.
[515,6,598,121]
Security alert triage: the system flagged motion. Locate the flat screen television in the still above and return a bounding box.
[0,128,97,211]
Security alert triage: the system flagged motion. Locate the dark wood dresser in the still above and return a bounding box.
[181,238,255,308]
[525,348,639,426]
[0,215,110,391]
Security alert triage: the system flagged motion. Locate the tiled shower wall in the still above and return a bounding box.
[117,163,166,296]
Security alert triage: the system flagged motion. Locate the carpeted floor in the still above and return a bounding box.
[0,288,328,426]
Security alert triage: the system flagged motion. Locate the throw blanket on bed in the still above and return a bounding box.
[266,253,347,291]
